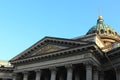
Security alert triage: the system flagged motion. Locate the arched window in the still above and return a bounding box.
[112,32,114,35]
[104,31,107,35]
[100,29,104,34]
[92,30,96,33]
[115,32,117,35]
[108,30,112,34]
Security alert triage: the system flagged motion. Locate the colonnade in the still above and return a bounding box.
[12,65,120,80]
[12,64,120,80]
[12,63,106,80]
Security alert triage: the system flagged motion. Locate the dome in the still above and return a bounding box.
[86,16,118,36]
[86,16,120,47]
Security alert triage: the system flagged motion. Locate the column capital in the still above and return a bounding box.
[86,64,93,71]
[23,71,29,74]
[65,64,73,69]
[35,69,42,72]
[12,73,17,76]
[93,66,100,71]
[49,66,57,71]
[83,61,93,66]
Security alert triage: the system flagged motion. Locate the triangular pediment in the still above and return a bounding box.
[10,36,87,62]
[12,44,68,61]
[31,44,67,56]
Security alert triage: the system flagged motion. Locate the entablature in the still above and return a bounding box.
[0,67,13,72]
[10,43,104,67]
[10,36,88,62]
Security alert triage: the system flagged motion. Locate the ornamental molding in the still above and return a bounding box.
[31,44,67,56]
[0,67,13,72]
[10,37,87,62]
[11,43,103,66]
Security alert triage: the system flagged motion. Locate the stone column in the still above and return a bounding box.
[99,71,104,80]
[86,63,92,80]
[75,71,80,80]
[93,67,99,80]
[13,76,16,80]
[59,75,64,80]
[50,67,57,80]
[35,70,42,80]
[66,64,73,80]
[12,73,17,80]
[23,72,29,80]
[116,68,120,80]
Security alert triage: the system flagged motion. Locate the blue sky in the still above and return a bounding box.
[0,0,120,60]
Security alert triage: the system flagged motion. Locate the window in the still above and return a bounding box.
[100,29,104,34]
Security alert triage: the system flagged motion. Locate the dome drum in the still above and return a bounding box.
[86,16,120,48]
[86,16,120,42]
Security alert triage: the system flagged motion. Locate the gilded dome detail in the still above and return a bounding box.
[86,16,117,36]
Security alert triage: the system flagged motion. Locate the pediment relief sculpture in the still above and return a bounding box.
[32,45,67,56]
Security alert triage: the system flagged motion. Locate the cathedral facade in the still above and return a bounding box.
[1,16,120,80]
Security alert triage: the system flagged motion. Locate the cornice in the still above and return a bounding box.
[106,47,120,60]
[10,37,88,62]
[73,33,97,40]
[0,67,13,72]
[11,43,103,66]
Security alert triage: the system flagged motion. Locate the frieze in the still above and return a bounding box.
[32,45,67,56]
[11,43,98,65]
[10,37,87,62]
